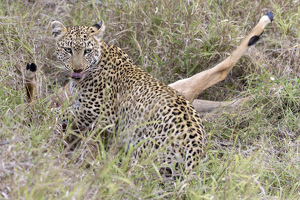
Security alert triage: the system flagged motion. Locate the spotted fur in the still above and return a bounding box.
[51,20,207,174]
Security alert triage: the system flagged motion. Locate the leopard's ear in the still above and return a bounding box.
[51,21,67,40]
[89,21,105,41]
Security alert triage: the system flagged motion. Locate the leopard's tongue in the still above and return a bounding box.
[71,72,82,80]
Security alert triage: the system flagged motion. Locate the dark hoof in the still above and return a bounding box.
[266,11,273,22]
[26,63,37,72]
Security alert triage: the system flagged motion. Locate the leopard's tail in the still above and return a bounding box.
[24,63,37,102]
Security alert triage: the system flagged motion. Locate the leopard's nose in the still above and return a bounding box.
[73,69,83,73]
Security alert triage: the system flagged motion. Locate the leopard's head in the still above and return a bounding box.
[51,21,105,81]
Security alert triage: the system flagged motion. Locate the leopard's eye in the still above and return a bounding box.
[64,48,72,54]
[84,49,92,55]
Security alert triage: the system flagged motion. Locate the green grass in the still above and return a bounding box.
[1,0,300,199]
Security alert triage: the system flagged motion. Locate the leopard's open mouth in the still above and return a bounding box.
[71,72,82,80]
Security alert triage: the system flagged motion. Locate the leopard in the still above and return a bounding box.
[24,11,273,177]
[49,20,207,175]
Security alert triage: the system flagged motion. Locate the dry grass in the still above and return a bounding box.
[1,0,300,199]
